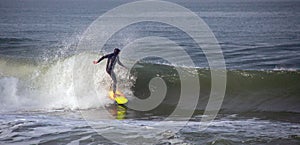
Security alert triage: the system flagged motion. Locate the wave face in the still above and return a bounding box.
[131,63,300,113]
[0,54,299,113]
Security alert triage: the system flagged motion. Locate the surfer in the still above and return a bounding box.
[93,48,126,97]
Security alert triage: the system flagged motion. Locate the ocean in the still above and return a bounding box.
[0,0,299,144]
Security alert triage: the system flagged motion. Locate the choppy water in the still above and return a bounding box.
[0,0,300,144]
[1,110,299,145]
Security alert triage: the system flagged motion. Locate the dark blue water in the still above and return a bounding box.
[0,0,299,70]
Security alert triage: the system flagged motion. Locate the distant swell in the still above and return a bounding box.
[0,37,38,44]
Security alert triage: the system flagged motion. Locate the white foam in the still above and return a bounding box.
[0,77,20,109]
[0,53,133,112]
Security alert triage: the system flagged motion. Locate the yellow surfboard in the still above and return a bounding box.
[108,90,128,105]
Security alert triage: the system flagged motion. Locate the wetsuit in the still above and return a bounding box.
[97,53,125,94]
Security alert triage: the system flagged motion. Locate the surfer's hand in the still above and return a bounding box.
[93,61,98,64]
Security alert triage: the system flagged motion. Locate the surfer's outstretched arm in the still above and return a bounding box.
[93,54,109,64]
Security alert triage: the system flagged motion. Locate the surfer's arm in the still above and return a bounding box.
[93,54,109,64]
[117,56,126,68]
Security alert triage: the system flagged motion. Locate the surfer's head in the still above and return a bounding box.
[114,48,120,54]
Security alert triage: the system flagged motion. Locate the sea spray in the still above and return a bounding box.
[0,53,133,112]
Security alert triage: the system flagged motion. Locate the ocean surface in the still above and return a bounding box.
[0,0,300,144]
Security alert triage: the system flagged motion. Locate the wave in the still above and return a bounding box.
[0,54,132,112]
[0,37,38,44]
[0,54,299,113]
[131,63,300,113]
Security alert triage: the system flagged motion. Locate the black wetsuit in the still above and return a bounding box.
[97,53,125,93]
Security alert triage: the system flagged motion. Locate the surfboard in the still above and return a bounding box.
[108,90,128,105]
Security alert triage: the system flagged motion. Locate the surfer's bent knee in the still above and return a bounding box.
[106,68,112,75]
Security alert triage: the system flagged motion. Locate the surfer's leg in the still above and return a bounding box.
[110,71,117,94]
